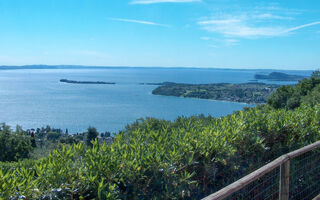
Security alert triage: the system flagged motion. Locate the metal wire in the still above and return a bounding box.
[216,148,320,200]
[289,149,320,200]
[225,167,280,200]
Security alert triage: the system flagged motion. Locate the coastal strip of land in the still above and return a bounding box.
[60,79,115,84]
[152,82,280,104]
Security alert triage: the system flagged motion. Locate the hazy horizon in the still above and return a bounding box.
[0,64,317,71]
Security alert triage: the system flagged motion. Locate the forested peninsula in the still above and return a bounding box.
[152,82,279,104]
[60,79,115,84]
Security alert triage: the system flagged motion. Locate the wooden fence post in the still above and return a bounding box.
[279,160,290,200]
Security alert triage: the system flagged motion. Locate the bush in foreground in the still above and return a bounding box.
[1,103,320,199]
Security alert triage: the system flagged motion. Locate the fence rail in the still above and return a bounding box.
[202,141,320,200]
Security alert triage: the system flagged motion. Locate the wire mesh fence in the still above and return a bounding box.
[202,141,320,200]
[289,149,320,200]
[225,167,280,200]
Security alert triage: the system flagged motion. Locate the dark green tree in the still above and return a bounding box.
[46,131,61,142]
[45,125,51,133]
[31,132,37,148]
[0,124,33,162]
[86,127,98,147]
[105,131,111,137]
[267,85,293,109]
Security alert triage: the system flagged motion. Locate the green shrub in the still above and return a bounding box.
[267,73,320,109]
[1,103,320,199]
[0,124,33,162]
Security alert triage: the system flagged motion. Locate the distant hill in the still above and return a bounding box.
[0,65,114,70]
[254,72,306,81]
[152,82,279,104]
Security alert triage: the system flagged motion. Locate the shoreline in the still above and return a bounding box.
[152,82,277,105]
[151,92,255,105]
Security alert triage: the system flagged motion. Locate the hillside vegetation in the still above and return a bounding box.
[267,70,320,109]
[0,72,320,199]
[152,82,279,104]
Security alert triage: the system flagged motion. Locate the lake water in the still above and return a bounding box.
[0,67,312,133]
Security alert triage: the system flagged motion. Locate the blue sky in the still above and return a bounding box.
[0,0,319,69]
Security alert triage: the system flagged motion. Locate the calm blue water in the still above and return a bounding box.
[0,67,312,133]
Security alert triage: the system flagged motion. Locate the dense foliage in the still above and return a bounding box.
[1,74,320,199]
[86,127,99,147]
[0,124,111,161]
[152,82,279,104]
[267,71,320,109]
[1,103,320,199]
[0,124,33,162]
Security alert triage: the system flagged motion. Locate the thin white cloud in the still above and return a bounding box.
[201,36,238,46]
[199,19,241,25]
[198,17,320,38]
[224,39,239,46]
[131,0,200,4]
[285,21,320,33]
[255,6,282,11]
[254,13,293,20]
[197,4,319,39]
[109,18,169,27]
[198,18,284,37]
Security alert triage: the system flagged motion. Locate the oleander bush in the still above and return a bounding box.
[1,103,320,199]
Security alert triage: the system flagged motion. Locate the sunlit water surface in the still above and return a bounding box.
[0,67,311,133]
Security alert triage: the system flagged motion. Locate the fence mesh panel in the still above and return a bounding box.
[207,147,320,200]
[225,167,280,200]
[289,149,320,200]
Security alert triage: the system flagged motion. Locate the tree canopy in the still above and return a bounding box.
[0,124,33,162]
[86,127,99,147]
[267,71,320,109]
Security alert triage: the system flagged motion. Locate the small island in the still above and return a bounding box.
[254,72,306,81]
[152,82,280,104]
[60,79,115,84]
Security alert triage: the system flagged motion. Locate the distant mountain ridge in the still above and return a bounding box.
[0,65,315,73]
[0,65,121,70]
